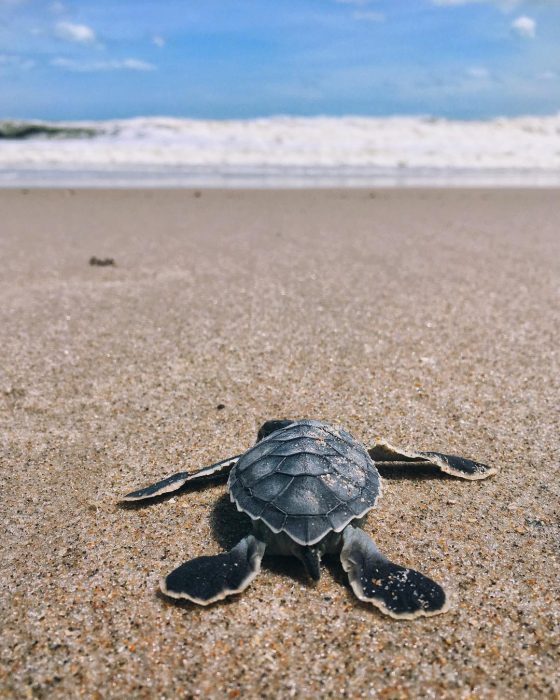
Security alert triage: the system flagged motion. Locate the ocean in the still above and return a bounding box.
[1,115,559,187]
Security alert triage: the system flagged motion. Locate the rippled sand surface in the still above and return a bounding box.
[1,189,558,698]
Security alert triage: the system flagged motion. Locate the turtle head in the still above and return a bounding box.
[257,420,296,442]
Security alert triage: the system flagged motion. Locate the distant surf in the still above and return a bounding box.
[1,115,559,187]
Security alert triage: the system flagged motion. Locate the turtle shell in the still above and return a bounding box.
[228,419,381,546]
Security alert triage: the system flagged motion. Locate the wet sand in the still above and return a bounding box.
[1,188,558,698]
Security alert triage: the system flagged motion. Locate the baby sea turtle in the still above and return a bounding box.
[123,419,496,619]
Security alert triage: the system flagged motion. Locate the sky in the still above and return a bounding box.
[0,0,559,121]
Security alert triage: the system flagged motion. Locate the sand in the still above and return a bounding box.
[1,188,558,699]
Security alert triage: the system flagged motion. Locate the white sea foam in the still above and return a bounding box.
[1,115,559,186]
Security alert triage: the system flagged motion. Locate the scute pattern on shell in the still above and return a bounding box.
[228,420,380,545]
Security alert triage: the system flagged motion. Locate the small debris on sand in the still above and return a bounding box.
[89,256,115,267]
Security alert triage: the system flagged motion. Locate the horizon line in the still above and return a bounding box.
[2,111,560,125]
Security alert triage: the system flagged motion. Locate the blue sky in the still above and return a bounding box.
[1,0,559,120]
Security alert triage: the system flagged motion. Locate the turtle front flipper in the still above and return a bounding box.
[369,440,496,480]
[122,454,241,502]
[256,419,297,442]
[161,535,266,605]
[340,526,448,620]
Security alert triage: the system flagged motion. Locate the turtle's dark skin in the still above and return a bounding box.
[123,419,496,619]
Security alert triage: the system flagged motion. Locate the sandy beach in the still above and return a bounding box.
[1,188,558,698]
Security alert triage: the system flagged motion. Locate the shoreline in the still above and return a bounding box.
[2,167,560,189]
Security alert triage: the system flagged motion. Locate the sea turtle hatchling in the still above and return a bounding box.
[123,419,496,619]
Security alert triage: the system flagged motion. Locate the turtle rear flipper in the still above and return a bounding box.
[340,526,448,620]
[369,440,496,480]
[122,455,241,502]
[161,535,266,605]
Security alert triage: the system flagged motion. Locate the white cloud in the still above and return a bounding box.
[467,66,490,79]
[51,57,155,72]
[511,15,536,38]
[0,53,34,69]
[121,58,155,71]
[353,10,385,21]
[152,35,165,47]
[334,0,373,6]
[433,0,480,4]
[538,71,557,81]
[55,21,96,44]
[432,0,521,9]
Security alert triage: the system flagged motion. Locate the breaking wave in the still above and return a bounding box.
[1,115,559,185]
